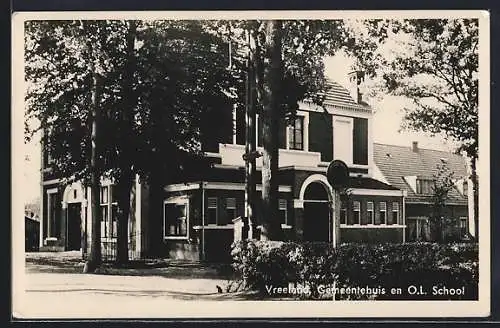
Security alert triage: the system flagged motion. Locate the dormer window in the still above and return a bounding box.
[288,116,304,150]
[416,178,434,194]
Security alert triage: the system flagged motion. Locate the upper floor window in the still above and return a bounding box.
[416,179,434,194]
[462,181,468,196]
[288,116,304,150]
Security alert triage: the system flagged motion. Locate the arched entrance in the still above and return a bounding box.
[62,183,85,251]
[303,182,331,242]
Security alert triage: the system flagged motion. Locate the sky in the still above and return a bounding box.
[22,52,456,205]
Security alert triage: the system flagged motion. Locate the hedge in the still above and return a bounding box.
[231,241,478,300]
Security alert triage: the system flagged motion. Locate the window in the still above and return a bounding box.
[46,190,58,238]
[110,186,118,238]
[366,201,374,225]
[407,217,431,241]
[379,202,387,225]
[389,202,399,225]
[207,197,218,225]
[459,217,468,237]
[225,198,237,224]
[278,199,288,225]
[288,116,304,150]
[353,201,361,225]
[164,201,188,238]
[416,179,433,194]
[462,181,468,196]
[100,186,109,238]
[340,203,347,225]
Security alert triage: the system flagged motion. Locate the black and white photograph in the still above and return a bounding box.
[12,10,490,318]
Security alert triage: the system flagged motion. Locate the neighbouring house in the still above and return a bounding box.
[40,71,411,261]
[373,142,471,242]
[25,211,40,252]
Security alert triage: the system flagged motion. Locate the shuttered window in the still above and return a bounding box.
[207,197,218,225]
[225,198,237,224]
[278,199,287,225]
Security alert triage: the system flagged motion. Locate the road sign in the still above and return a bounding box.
[326,160,349,189]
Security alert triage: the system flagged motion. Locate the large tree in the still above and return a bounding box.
[358,19,479,240]
[211,20,357,240]
[25,20,238,265]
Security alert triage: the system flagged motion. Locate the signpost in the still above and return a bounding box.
[326,160,349,247]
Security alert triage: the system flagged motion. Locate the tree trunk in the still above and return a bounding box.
[259,20,284,241]
[245,30,257,238]
[114,20,138,264]
[115,172,133,265]
[84,70,102,273]
[471,157,479,241]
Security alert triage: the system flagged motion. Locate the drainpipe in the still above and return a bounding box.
[402,190,406,243]
[201,182,205,261]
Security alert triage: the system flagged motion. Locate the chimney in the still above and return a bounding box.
[412,141,419,152]
[348,70,365,104]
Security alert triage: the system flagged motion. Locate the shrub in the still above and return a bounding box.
[230,241,478,300]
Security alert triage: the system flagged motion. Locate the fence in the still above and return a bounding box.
[82,232,144,262]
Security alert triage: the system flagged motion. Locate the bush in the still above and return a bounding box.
[231,241,478,300]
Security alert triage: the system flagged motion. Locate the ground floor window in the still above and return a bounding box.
[379,202,387,225]
[278,199,288,225]
[340,204,347,225]
[351,201,361,225]
[365,201,374,225]
[46,190,59,238]
[207,197,218,225]
[459,217,468,237]
[225,198,237,224]
[407,217,431,241]
[389,202,399,225]
[164,199,188,238]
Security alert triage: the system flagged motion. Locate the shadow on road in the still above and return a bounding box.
[26,251,235,280]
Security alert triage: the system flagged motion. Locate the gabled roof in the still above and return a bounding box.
[346,176,399,191]
[322,80,371,110]
[373,143,468,205]
[302,79,371,112]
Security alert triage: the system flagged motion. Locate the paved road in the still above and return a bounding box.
[16,260,250,319]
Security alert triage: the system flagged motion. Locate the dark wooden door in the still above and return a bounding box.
[67,203,82,250]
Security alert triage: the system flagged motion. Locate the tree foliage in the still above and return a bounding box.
[430,162,456,242]
[25,20,239,261]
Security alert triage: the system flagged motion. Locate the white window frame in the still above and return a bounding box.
[207,197,218,225]
[257,111,309,152]
[100,186,110,239]
[225,197,237,225]
[163,196,190,240]
[391,202,399,225]
[366,201,374,225]
[340,204,347,225]
[279,199,288,225]
[380,202,387,225]
[353,201,361,225]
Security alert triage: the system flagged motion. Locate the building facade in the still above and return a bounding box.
[373,142,471,242]
[40,72,420,261]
